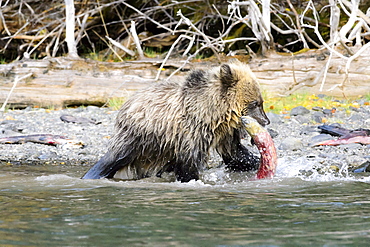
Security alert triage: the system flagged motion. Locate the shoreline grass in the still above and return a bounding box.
[106,93,370,112]
[263,93,370,114]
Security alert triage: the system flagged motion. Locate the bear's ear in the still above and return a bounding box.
[220,64,236,87]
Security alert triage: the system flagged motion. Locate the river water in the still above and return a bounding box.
[1,159,370,246]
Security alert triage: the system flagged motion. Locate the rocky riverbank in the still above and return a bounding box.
[0,99,369,178]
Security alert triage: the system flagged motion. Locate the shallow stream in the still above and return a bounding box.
[1,159,370,246]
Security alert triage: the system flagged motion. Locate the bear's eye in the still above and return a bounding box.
[248,101,259,109]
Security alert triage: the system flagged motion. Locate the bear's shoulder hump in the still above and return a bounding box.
[184,69,208,88]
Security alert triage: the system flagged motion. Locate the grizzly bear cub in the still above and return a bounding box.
[82,59,270,182]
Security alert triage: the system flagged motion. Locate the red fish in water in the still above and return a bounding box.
[241,116,278,179]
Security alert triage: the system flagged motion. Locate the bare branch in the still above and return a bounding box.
[106,36,135,57]
[1,73,33,112]
[155,34,195,80]
[0,4,11,36]
[176,10,221,62]
[130,21,144,59]
[64,0,78,58]
[287,0,308,48]
[341,0,370,25]
[120,1,173,33]
[341,41,370,88]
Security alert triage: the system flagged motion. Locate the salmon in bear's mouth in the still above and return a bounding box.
[241,116,277,179]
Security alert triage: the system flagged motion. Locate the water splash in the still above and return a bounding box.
[35,174,73,181]
[28,156,370,189]
[276,156,370,183]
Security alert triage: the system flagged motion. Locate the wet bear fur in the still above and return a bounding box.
[82,59,270,182]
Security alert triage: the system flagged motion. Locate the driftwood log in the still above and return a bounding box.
[0,51,369,109]
[0,57,190,108]
[250,50,370,98]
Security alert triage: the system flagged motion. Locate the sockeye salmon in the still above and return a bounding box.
[314,124,370,146]
[241,116,278,179]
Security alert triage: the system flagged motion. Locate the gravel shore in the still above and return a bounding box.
[0,106,115,167]
[1,101,369,177]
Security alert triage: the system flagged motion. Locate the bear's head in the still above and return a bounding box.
[219,60,270,127]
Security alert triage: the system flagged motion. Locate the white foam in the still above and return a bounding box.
[35,174,73,181]
[275,156,318,177]
[30,157,370,190]
[275,156,370,183]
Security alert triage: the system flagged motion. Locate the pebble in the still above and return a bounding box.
[348,113,363,122]
[358,107,370,114]
[292,115,310,124]
[267,128,279,138]
[309,134,333,145]
[38,152,58,160]
[300,126,319,135]
[317,94,327,99]
[312,106,323,111]
[279,137,303,151]
[86,105,102,112]
[349,106,360,112]
[351,161,370,173]
[323,109,334,116]
[338,143,364,150]
[312,111,324,123]
[290,106,310,116]
[266,112,282,124]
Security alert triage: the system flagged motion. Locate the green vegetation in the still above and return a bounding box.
[365,94,370,101]
[106,92,370,115]
[144,47,162,58]
[84,52,126,62]
[84,52,108,62]
[107,97,126,110]
[263,92,370,115]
